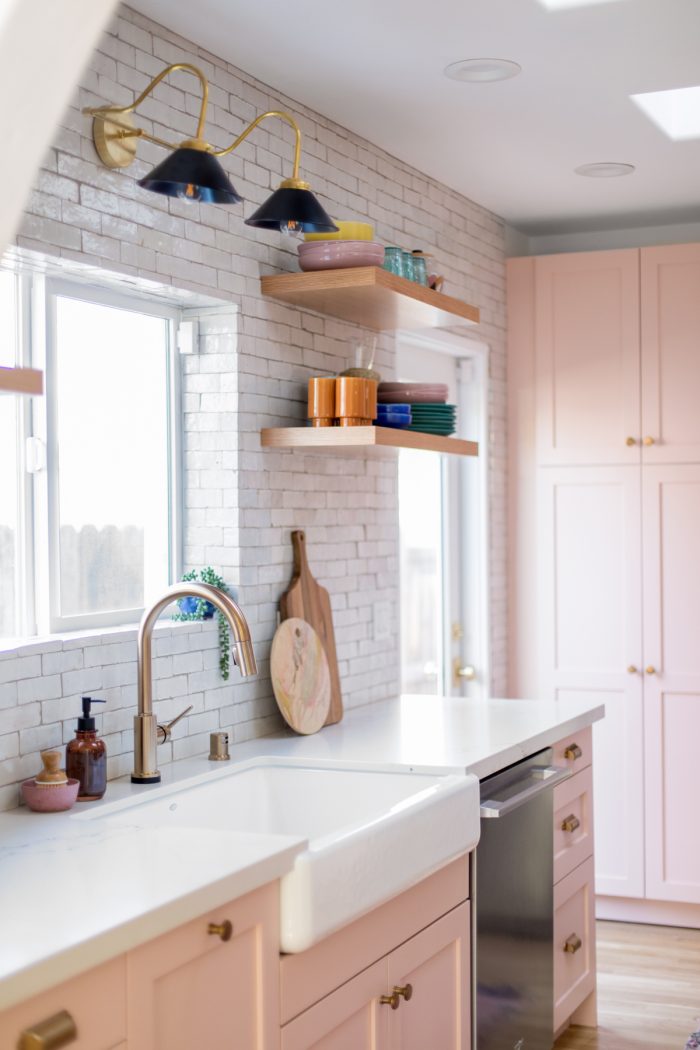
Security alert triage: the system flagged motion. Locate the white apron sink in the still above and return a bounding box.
[78,757,480,951]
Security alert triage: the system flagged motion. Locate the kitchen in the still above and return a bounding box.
[0,1,699,1047]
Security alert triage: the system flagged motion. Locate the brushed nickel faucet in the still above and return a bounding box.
[132,582,257,783]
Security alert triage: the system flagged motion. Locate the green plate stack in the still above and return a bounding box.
[407,403,457,435]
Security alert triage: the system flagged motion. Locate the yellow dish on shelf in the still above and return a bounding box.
[304,221,374,242]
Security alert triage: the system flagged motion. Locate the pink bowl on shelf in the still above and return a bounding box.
[21,778,80,812]
[297,240,385,272]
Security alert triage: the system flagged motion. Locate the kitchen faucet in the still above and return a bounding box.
[132,582,257,783]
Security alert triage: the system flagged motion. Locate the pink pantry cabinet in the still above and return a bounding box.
[508,244,700,924]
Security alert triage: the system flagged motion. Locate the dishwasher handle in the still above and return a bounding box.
[480,765,572,819]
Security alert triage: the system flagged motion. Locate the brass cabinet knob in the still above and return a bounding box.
[627,665,638,674]
[564,743,582,760]
[645,666,657,676]
[625,436,637,446]
[395,983,413,1002]
[643,436,655,446]
[19,1010,77,1049]
[564,934,583,954]
[453,660,476,682]
[561,814,580,834]
[208,920,233,942]
[380,991,401,1010]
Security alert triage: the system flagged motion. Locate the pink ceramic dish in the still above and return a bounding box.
[21,777,80,812]
[297,240,385,272]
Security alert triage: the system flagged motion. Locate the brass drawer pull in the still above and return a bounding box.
[564,934,582,954]
[19,1010,77,1049]
[564,743,582,760]
[208,920,233,942]
[561,814,581,833]
[395,983,413,1002]
[645,666,657,676]
[643,436,655,446]
[625,436,637,446]
[380,991,401,1010]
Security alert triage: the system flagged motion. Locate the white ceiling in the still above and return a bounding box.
[131,0,700,235]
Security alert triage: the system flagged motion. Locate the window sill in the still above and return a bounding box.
[0,618,210,661]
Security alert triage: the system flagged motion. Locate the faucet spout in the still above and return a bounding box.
[132,582,257,783]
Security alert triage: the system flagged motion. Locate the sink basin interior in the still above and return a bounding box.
[81,761,448,843]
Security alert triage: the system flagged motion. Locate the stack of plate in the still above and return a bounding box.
[407,403,456,436]
[378,382,456,435]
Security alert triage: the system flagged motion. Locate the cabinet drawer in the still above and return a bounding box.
[552,726,592,773]
[553,856,596,1032]
[0,957,126,1050]
[553,766,594,884]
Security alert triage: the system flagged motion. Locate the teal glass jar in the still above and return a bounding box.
[411,252,428,286]
[402,251,415,282]
[383,247,403,277]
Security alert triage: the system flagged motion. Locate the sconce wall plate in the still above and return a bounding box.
[93,110,138,169]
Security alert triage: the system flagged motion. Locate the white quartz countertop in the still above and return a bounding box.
[0,692,602,1011]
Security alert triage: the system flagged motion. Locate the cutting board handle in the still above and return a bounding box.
[291,530,309,577]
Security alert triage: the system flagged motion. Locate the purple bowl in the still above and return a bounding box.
[21,778,80,812]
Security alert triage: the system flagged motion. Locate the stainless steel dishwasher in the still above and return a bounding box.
[472,748,571,1050]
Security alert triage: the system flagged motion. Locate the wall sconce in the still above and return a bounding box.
[83,62,338,233]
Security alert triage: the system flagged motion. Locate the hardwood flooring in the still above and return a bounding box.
[554,921,700,1050]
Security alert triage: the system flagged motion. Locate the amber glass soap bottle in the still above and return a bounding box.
[66,696,107,801]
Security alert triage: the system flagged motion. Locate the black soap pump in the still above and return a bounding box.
[66,696,107,801]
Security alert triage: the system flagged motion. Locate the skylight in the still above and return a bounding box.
[631,86,700,141]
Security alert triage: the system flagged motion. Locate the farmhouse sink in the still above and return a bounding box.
[77,757,480,951]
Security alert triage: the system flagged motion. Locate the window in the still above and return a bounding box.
[0,271,181,640]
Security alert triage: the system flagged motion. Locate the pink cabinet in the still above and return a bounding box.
[0,957,126,1050]
[553,857,596,1033]
[641,245,700,463]
[643,465,700,903]
[280,857,471,1050]
[534,250,641,466]
[127,883,279,1050]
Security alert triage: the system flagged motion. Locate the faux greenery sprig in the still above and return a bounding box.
[172,566,231,680]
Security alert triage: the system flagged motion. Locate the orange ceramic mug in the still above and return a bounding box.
[336,377,377,426]
[308,377,336,427]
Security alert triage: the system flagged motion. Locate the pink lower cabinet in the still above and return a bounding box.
[0,958,126,1050]
[553,857,596,1033]
[281,856,471,1050]
[127,883,279,1050]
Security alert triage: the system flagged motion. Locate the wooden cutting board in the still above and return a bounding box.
[270,618,331,735]
[279,530,343,725]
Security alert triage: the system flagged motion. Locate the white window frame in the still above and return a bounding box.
[25,276,183,634]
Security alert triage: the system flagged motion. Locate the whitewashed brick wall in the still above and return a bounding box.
[0,3,507,809]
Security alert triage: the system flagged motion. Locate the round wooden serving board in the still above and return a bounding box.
[270,618,331,735]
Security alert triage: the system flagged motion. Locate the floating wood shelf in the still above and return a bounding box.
[260,267,480,331]
[0,367,43,396]
[260,426,478,457]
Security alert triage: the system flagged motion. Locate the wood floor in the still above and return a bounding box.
[554,921,700,1049]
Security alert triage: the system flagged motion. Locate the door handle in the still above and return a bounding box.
[453,659,476,683]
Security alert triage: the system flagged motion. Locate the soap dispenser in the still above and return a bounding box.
[66,696,107,801]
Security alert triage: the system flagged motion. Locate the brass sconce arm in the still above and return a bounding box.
[215,110,304,184]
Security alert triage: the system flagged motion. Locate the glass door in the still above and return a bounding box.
[397,337,489,698]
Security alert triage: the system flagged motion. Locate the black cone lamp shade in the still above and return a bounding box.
[245,184,338,233]
[138,147,242,204]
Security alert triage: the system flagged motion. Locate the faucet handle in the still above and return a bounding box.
[157,704,193,744]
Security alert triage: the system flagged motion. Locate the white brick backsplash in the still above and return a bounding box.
[0,4,507,810]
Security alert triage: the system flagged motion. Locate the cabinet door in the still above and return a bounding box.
[280,959,388,1050]
[127,885,278,1050]
[387,903,470,1050]
[641,245,700,463]
[535,250,641,466]
[538,467,645,897]
[643,465,700,902]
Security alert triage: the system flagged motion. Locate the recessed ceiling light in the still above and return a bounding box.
[574,162,636,178]
[444,59,521,83]
[631,85,700,141]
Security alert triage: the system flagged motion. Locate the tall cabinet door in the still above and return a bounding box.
[643,465,700,902]
[535,250,641,466]
[641,245,700,463]
[537,467,645,897]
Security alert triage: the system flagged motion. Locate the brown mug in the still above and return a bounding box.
[336,377,376,426]
[308,377,336,427]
